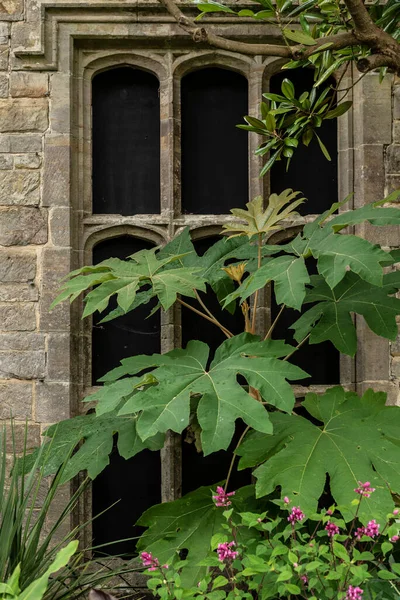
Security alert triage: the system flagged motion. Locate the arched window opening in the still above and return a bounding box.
[269,69,338,216]
[181,68,248,214]
[92,67,160,215]
[91,235,161,556]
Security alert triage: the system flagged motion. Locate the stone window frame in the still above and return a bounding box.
[13,0,395,547]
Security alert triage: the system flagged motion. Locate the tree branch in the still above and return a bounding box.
[343,0,376,35]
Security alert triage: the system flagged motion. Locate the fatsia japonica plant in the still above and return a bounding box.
[25,187,400,589]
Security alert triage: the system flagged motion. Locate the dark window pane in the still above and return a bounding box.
[181,236,251,493]
[92,236,160,384]
[181,68,248,214]
[271,257,340,385]
[92,235,161,557]
[269,70,337,215]
[92,68,160,215]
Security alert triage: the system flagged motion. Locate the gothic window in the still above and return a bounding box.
[86,61,341,555]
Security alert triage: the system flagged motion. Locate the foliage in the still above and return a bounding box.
[0,542,78,600]
[140,486,400,600]
[1,424,141,600]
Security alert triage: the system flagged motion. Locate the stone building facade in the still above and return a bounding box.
[1,0,400,540]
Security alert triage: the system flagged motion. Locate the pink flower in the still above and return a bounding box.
[354,526,366,540]
[283,496,290,504]
[365,520,380,538]
[391,535,399,542]
[394,509,399,516]
[326,508,334,516]
[213,486,235,508]
[288,506,305,524]
[217,541,238,562]
[346,585,363,599]
[325,521,340,537]
[300,575,308,586]
[354,481,375,498]
[141,551,160,571]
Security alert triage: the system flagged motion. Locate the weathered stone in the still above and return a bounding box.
[0,0,23,20]
[39,248,71,332]
[353,74,392,145]
[0,249,36,281]
[35,382,70,422]
[387,145,400,174]
[47,333,71,381]
[0,170,40,205]
[0,350,45,379]
[356,381,399,407]
[42,136,70,207]
[49,207,70,246]
[354,145,385,207]
[0,74,8,98]
[14,154,41,169]
[0,24,9,45]
[393,121,400,143]
[0,380,32,418]
[10,135,41,153]
[0,135,10,152]
[5,423,40,453]
[0,332,44,351]
[0,99,48,132]
[10,72,48,97]
[386,175,400,196]
[391,356,400,378]
[0,46,9,71]
[0,154,12,169]
[356,325,389,382]
[0,302,36,331]
[394,86,400,121]
[0,283,38,301]
[0,207,47,245]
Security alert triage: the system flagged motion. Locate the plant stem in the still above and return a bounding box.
[283,333,311,361]
[251,233,263,334]
[224,425,250,493]
[176,297,233,338]
[264,304,286,340]
[194,289,230,335]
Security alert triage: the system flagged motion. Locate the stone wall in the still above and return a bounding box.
[0,0,399,538]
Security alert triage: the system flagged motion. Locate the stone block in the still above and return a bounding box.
[361,222,400,247]
[10,72,48,98]
[0,24,9,45]
[0,0,23,20]
[0,170,40,205]
[394,121,400,143]
[387,145,400,175]
[391,356,400,377]
[386,176,400,196]
[0,207,47,246]
[354,145,385,207]
[0,283,38,301]
[10,135,41,153]
[356,380,399,407]
[0,154,13,169]
[14,154,41,169]
[35,382,70,422]
[39,248,71,332]
[0,249,36,281]
[355,324,389,382]
[0,135,10,152]
[0,46,9,71]
[42,136,70,207]
[5,423,40,453]
[0,350,45,379]
[0,333,45,351]
[353,74,392,146]
[0,380,32,418]
[49,207,70,246]
[0,302,36,331]
[49,74,70,134]
[47,333,70,381]
[0,99,48,132]
[395,85,400,121]
[0,74,8,98]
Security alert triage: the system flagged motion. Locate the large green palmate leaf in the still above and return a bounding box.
[137,485,262,586]
[114,334,307,455]
[290,271,400,355]
[223,255,310,311]
[22,412,164,483]
[237,387,400,523]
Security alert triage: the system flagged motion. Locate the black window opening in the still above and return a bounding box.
[270,257,340,385]
[92,235,161,557]
[269,70,338,216]
[181,68,249,215]
[92,67,160,216]
[181,236,252,495]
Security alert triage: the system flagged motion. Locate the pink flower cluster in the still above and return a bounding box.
[140,552,168,571]
[300,575,308,586]
[391,535,400,542]
[354,519,380,540]
[217,541,238,562]
[346,585,363,599]
[213,486,235,508]
[325,521,340,537]
[288,506,305,524]
[354,481,376,498]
